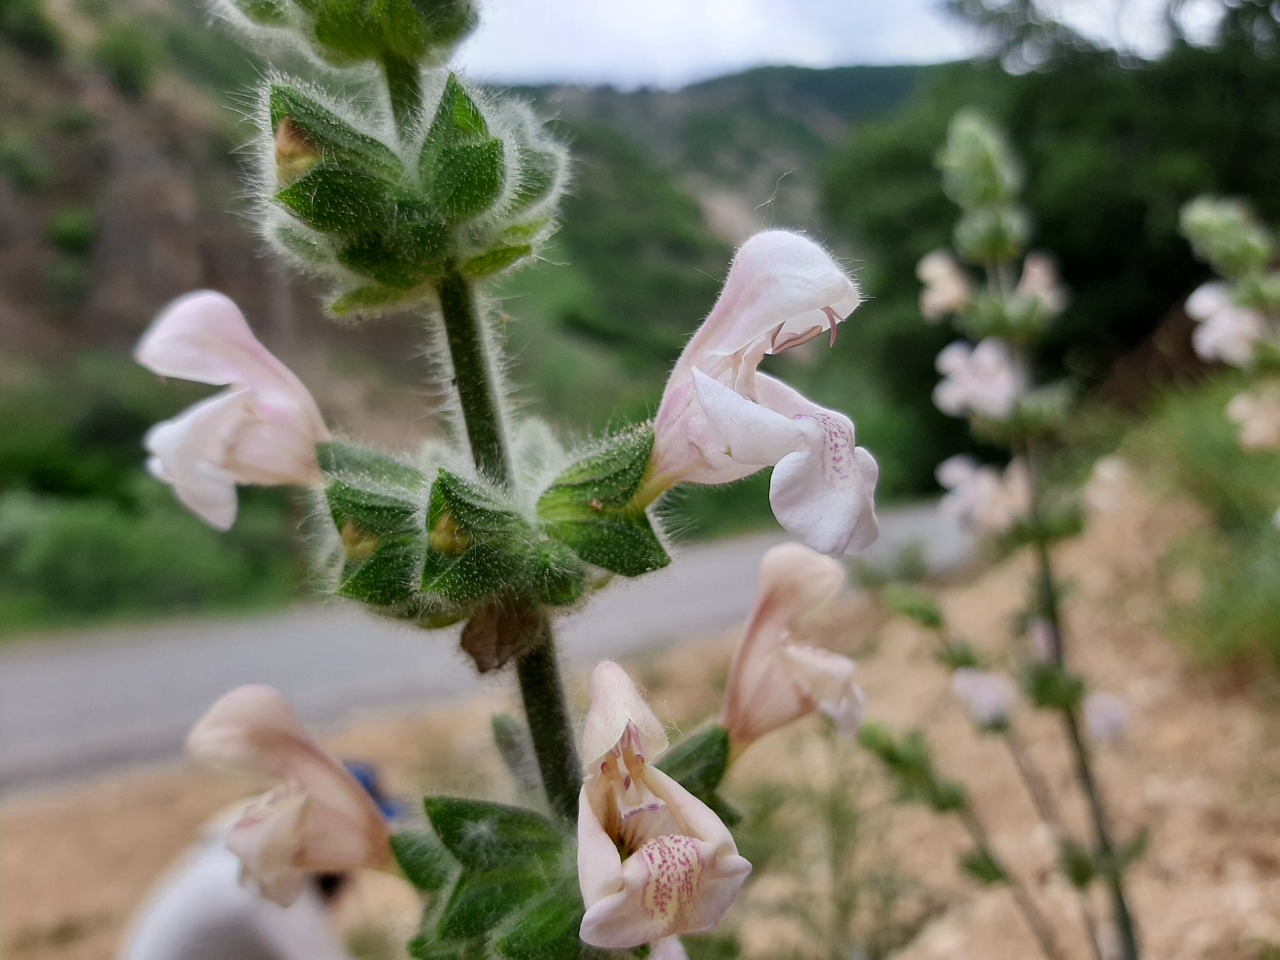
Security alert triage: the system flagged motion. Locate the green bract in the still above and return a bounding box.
[264,75,564,318]
[536,425,671,577]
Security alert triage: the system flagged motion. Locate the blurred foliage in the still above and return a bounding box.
[1129,375,1280,672]
[93,20,157,97]
[46,207,97,255]
[0,356,301,635]
[821,13,1280,488]
[0,0,62,58]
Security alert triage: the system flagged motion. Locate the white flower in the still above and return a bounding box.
[1226,389,1280,451]
[951,669,1016,727]
[932,338,1024,421]
[1083,692,1128,744]
[720,543,864,749]
[917,250,971,321]
[650,231,879,556]
[1186,282,1266,367]
[135,291,330,530]
[186,685,393,906]
[1016,252,1067,316]
[1083,456,1131,515]
[936,455,1030,537]
[577,662,751,950]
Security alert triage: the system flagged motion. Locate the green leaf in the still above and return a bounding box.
[537,427,670,577]
[539,427,655,511]
[882,583,945,630]
[423,796,566,871]
[493,888,585,960]
[656,724,731,797]
[336,538,423,605]
[391,829,455,893]
[961,846,1008,885]
[491,713,540,795]
[232,0,289,26]
[318,441,426,536]
[275,165,392,235]
[461,243,534,279]
[936,641,981,670]
[269,85,403,183]
[434,139,505,223]
[508,147,561,214]
[436,865,550,940]
[328,283,416,319]
[420,75,490,188]
[407,934,486,960]
[1022,661,1086,712]
[1060,837,1096,888]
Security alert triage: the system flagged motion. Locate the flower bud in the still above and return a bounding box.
[936,111,1024,209]
[1180,195,1275,280]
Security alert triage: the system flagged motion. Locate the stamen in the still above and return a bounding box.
[824,306,841,347]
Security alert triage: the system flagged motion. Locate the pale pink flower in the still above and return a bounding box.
[1027,616,1057,663]
[650,231,878,556]
[578,662,751,950]
[933,338,1024,420]
[1082,456,1131,515]
[136,291,330,530]
[1186,281,1266,367]
[1226,389,1280,451]
[1016,252,1067,316]
[951,668,1016,727]
[1083,692,1129,744]
[721,543,863,749]
[187,685,393,906]
[917,249,971,321]
[936,455,1030,537]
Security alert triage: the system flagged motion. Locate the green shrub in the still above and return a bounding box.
[1130,376,1280,672]
[46,208,97,255]
[0,0,63,58]
[93,21,155,97]
[0,134,50,192]
[44,257,88,303]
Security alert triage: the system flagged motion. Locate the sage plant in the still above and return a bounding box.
[861,111,1144,960]
[133,2,882,956]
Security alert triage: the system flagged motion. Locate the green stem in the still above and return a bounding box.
[958,807,1067,960]
[437,267,511,483]
[434,265,580,826]
[381,54,423,130]
[1022,444,1140,960]
[515,617,582,825]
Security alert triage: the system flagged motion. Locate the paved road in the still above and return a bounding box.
[0,504,968,794]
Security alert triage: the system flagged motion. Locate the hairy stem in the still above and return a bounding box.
[381,54,424,131]
[515,615,582,824]
[434,264,580,824]
[1023,444,1140,960]
[958,807,1067,960]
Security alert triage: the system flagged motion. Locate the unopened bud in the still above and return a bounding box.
[340,519,379,563]
[275,117,320,186]
[428,510,469,555]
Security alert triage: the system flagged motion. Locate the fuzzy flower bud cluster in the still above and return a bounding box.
[936,455,1031,538]
[260,74,567,319]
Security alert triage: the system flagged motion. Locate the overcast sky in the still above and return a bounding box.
[457,0,978,89]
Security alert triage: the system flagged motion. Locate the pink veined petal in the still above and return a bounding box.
[754,375,879,555]
[690,369,805,467]
[143,390,252,530]
[581,661,670,766]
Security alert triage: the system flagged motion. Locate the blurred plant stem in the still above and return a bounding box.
[1023,442,1140,960]
[956,804,1066,960]
[1002,726,1105,960]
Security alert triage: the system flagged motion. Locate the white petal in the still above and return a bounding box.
[581,662,669,767]
[691,369,805,467]
[143,391,251,530]
[225,785,310,906]
[1185,281,1231,322]
[137,291,288,390]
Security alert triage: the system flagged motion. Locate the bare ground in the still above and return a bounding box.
[4,482,1279,960]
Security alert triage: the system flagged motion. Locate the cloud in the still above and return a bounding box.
[458,0,975,89]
